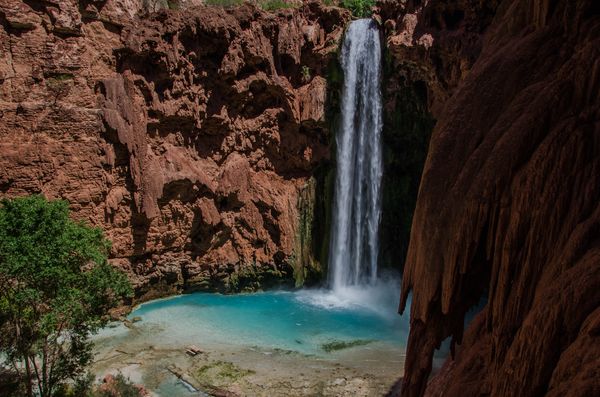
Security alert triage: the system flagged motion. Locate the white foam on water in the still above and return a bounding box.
[296,277,405,322]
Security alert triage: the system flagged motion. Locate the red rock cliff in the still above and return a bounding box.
[385,0,600,395]
[0,0,349,298]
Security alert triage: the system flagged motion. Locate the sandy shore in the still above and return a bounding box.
[91,322,405,397]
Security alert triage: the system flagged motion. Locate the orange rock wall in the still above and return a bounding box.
[0,0,350,298]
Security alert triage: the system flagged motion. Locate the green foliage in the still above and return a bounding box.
[203,0,297,12]
[259,0,297,11]
[227,264,263,292]
[53,372,94,397]
[301,65,311,82]
[292,178,319,287]
[195,361,254,388]
[70,372,95,396]
[204,0,243,7]
[0,195,132,397]
[223,262,293,293]
[340,0,375,17]
[47,73,74,83]
[46,74,74,103]
[0,367,26,396]
[314,57,345,276]
[167,0,180,10]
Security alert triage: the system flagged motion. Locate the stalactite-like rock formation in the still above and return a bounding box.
[393,0,600,395]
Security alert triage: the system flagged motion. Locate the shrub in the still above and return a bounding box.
[205,0,244,6]
[340,0,375,17]
[301,65,311,83]
[260,0,297,11]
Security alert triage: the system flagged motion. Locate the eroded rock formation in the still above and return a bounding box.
[0,0,350,298]
[385,0,600,395]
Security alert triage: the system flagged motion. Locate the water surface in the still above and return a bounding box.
[116,283,408,356]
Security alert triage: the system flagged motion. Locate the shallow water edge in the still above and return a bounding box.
[93,285,409,396]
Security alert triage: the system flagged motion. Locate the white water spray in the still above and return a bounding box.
[329,19,383,292]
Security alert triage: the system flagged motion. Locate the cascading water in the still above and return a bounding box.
[329,19,383,292]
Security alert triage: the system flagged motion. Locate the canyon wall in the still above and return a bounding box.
[383,0,600,395]
[0,0,350,298]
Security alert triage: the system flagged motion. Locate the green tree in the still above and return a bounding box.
[0,195,132,397]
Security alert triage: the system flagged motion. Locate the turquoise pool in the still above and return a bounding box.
[124,283,409,355]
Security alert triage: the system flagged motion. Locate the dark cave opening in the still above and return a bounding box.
[378,72,435,273]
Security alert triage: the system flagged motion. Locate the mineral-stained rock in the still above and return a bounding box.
[0,0,350,298]
[393,0,600,396]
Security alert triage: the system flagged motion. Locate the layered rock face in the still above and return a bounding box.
[0,0,349,298]
[388,0,600,395]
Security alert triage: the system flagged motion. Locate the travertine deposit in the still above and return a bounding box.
[385,0,600,396]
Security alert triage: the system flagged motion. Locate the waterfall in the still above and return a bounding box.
[329,19,383,291]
